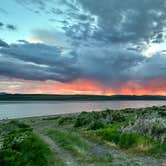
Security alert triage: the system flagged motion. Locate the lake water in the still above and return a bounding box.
[0,100,165,120]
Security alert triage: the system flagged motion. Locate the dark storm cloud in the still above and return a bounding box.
[60,0,79,11]
[131,53,166,80]
[15,0,56,13]
[18,40,29,44]
[0,22,4,28]
[14,0,166,46]
[6,24,17,31]
[0,22,17,31]
[77,0,166,44]
[0,0,166,86]
[0,41,166,85]
[0,42,80,82]
[15,0,46,9]
[0,58,77,82]
[51,8,63,15]
[74,44,166,87]
[64,22,92,40]
[74,43,145,84]
[0,39,9,48]
[1,43,62,66]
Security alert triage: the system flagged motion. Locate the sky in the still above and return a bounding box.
[0,0,166,95]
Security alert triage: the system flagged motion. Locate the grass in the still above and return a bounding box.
[0,121,61,166]
[50,106,166,156]
[98,124,144,149]
[47,129,112,163]
[47,129,92,160]
[3,132,55,166]
[98,126,145,149]
[72,106,166,156]
[74,109,130,129]
[58,116,75,125]
[97,123,166,155]
[148,142,166,156]
[48,129,90,155]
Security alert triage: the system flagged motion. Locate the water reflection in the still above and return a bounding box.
[0,100,165,120]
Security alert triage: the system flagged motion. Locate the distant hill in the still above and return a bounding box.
[0,92,8,95]
[0,94,166,101]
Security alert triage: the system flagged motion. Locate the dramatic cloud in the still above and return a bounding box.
[6,24,17,31]
[0,39,9,48]
[0,42,80,82]
[0,41,166,88]
[0,22,17,31]
[0,22,4,28]
[77,0,166,45]
[0,0,166,94]
[16,0,166,46]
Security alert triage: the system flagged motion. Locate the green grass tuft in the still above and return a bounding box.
[47,129,112,163]
[0,121,56,166]
[97,124,151,149]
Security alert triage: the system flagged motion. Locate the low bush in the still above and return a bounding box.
[88,120,105,130]
[158,111,166,117]
[0,149,23,166]
[74,111,112,128]
[0,121,55,166]
[112,111,126,122]
[74,112,93,128]
[148,142,166,156]
[0,120,32,137]
[58,116,74,125]
[97,125,151,149]
[152,120,165,136]
[42,116,60,121]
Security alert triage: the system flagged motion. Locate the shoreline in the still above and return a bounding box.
[1,105,165,122]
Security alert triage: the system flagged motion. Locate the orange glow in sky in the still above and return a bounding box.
[3,78,165,95]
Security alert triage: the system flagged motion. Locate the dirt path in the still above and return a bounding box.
[36,129,164,166]
[107,145,163,166]
[79,133,163,166]
[35,130,79,166]
[30,120,165,166]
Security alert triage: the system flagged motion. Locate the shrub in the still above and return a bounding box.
[0,121,54,166]
[1,121,32,136]
[112,111,126,122]
[119,133,139,148]
[97,125,121,144]
[42,116,60,121]
[148,142,166,156]
[8,120,31,129]
[58,116,74,125]
[152,120,165,136]
[0,149,23,166]
[74,111,112,128]
[97,125,151,149]
[158,111,166,117]
[74,112,93,128]
[89,120,105,130]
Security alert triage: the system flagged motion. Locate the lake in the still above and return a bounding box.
[0,100,166,120]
